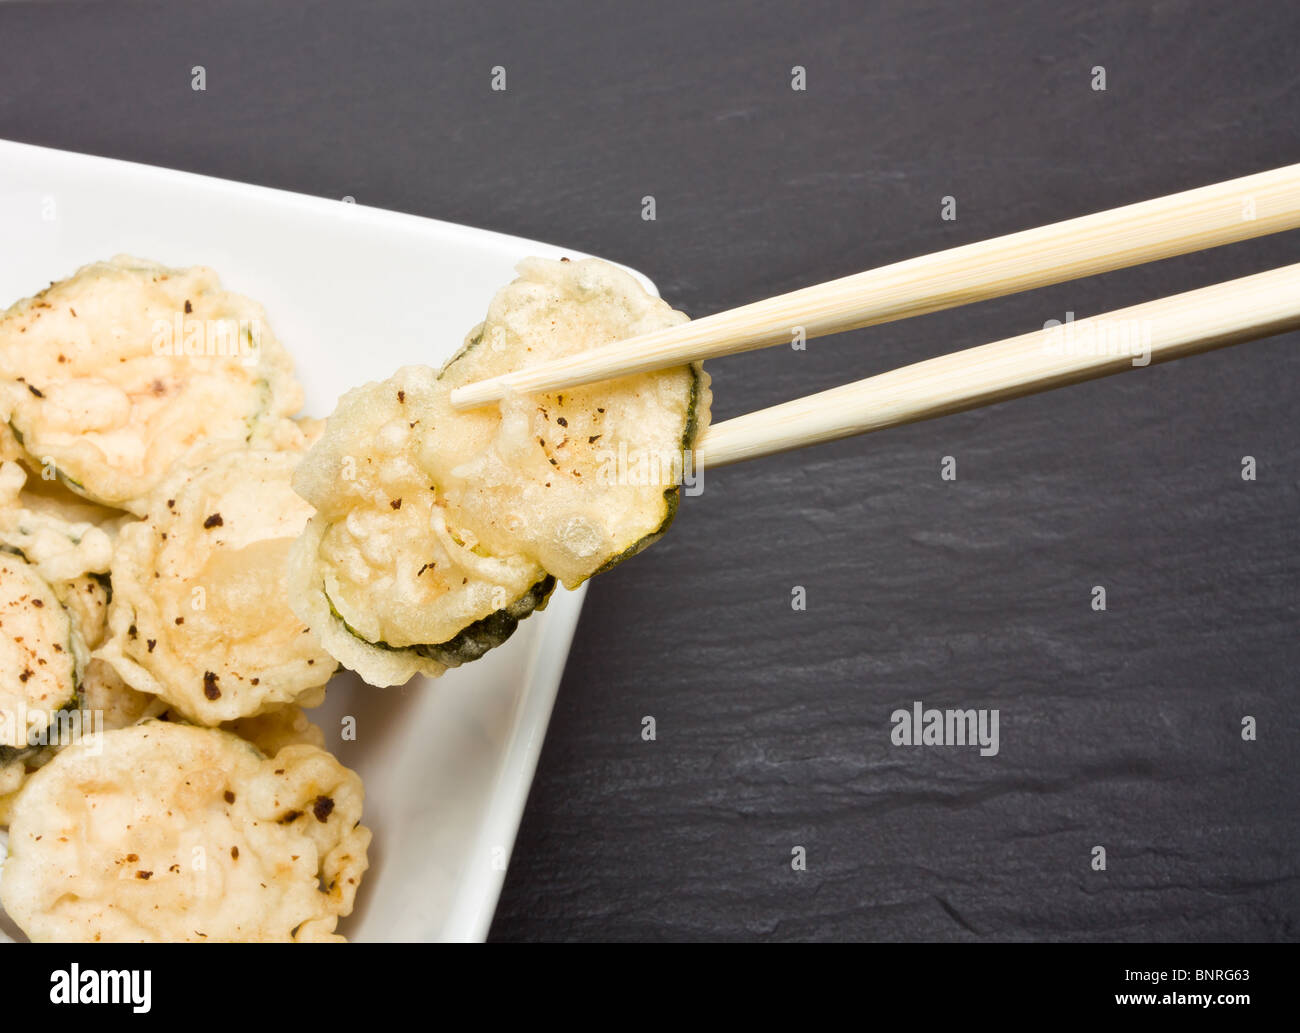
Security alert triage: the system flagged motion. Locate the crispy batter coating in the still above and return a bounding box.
[0,461,113,583]
[79,658,165,730]
[0,722,369,942]
[0,256,303,514]
[0,551,85,754]
[224,704,326,755]
[98,449,334,724]
[291,258,707,685]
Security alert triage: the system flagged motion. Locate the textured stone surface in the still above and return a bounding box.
[1,0,1295,941]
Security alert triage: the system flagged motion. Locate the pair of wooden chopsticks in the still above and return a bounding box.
[450,165,1300,466]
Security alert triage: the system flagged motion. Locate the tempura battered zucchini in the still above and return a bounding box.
[0,549,87,763]
[426,260,707,588]
[98,448,334,724]
[0,460,113,584]
[0,256,304,514]
[290,257,709,686]
[0,722,370,942]
[288,366,556,686]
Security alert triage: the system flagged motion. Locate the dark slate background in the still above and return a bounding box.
[1,0,1296,942]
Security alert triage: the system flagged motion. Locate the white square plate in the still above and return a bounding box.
[0,138,625,942]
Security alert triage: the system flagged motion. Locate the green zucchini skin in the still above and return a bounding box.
[89,570,113,605]
[587,361,704,581]
[7,421,89,497]
[0,547,85,765]
[413,574,556,666]
[434,328,484,382]
[329,574,556,669]
[0,696,83,765]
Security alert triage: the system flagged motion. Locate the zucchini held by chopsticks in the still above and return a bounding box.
[289,258,710,687]
[295,164,1300,686]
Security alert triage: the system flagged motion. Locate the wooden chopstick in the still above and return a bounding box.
[694,262,1300,468]
[450,163,1300,409]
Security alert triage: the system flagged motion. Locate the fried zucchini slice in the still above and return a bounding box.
[1,457,123,527]
[291,258,708,686]
[0,255,304,514]
[0,460,113,583]
[426,257,708,587]
[0,722,370,942]
[289,367,552,687]
[98,449,334,725]
[0,458,113,665]
[0,550,87,762]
